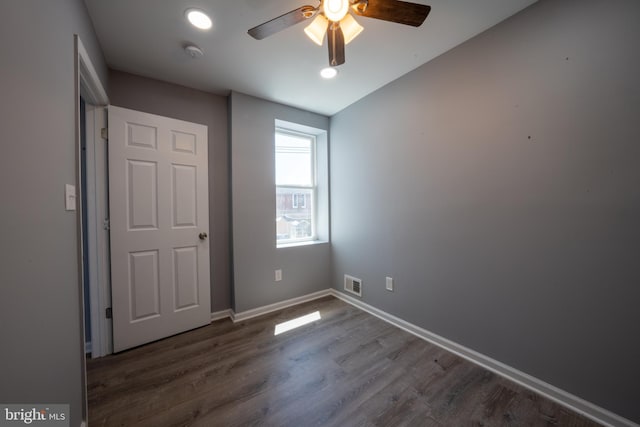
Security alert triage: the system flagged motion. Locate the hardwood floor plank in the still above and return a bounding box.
[88,296,602,427]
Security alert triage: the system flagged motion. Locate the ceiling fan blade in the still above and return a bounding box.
[248,5,317,40]
[352,0,431,27]
[328,24,345,66]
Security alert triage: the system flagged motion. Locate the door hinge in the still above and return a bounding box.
[105,307,112,319]
[101,127,108,140]
[103,218,110,230]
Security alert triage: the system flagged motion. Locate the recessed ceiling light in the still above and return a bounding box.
[320,67,338,79]
[186,8,212,30]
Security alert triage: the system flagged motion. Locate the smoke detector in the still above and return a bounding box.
[184,44,204,59]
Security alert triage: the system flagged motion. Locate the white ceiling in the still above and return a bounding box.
[84,0,537,116]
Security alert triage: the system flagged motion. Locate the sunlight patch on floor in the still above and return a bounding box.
[274,311,321,336]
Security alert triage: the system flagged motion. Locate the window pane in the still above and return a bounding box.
[276,188,313,241]
[275,132,312,186]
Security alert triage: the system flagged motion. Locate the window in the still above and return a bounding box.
[292,193,306,209]
[275,128,316,244]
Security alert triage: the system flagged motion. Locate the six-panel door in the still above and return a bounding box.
[108,106,210,352]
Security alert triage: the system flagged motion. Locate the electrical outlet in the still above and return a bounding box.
[386,276,394,292]
[275,269,282,282]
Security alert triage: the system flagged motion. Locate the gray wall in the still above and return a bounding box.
[230,92,330,312]
[0,0,107,425]
[108,70,231,312]
[330,0,640,423]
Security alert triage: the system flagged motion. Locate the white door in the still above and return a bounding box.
[108,106,210,352]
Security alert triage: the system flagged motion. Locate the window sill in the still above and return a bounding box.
[277,239,329,249]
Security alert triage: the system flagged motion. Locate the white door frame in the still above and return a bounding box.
[75,36,111,359]
[74,33,109,426]
[84,104,111,358]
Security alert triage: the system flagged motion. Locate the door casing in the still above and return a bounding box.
[74,33,109,425]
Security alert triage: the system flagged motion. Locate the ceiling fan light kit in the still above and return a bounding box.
[248,0,431,67]
[304,14,329,45]
[324,0,350,22]
[340,13,364,44]
[305,7,362,47]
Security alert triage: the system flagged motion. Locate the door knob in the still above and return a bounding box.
[199,232,208,240]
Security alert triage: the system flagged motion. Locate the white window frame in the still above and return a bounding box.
[276,127,317,246]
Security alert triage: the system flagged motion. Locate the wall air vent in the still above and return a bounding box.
[344,274,362,297]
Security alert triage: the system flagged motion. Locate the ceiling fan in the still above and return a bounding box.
[248,0,431,66]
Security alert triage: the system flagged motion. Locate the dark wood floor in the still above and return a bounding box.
[87,296,601,426]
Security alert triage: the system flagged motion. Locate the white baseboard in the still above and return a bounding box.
[329,289,637,427]
[210,309,232,322]
[211,288,636,426]
[230,289,332,323]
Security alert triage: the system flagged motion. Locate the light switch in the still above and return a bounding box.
[65,184,76,211]
[386,276,394,292]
